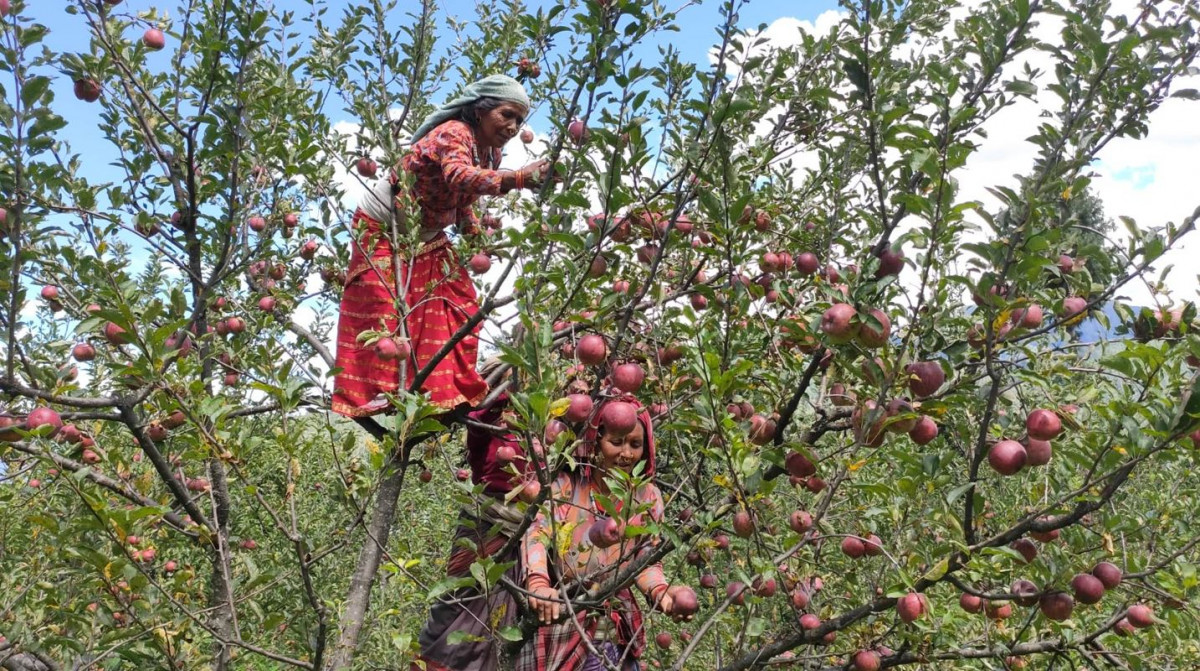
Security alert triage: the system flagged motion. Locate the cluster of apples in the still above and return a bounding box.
[988,408,1062,475]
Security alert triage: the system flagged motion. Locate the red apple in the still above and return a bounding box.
[689,293,708,310]
[1012,579,1039,606]
[1026,409,1062,440]
[908,416,938,445]
[1126,604,1153,628]
[74,78,101,102]
[1029,522,1059,543]
[567,119,587,144]
[1071,573,1105,605]
[863,534,883,556]
[959,593,983,614]
[26,407,62,435]
[355,157,377,178]
[858,308,891,348]
[784,451,816,478]
[790,587,810,609]
[587,255,607,278]
[905,361,945,398]
[885,398,917,433]
[751,576,777,598]
[373,337,409,362]
[81,449,101,464]
[164,560,178,572]
[142,28,166,50]
[732,510,755,538]
[654,632,672,650]
[103,322,132,345]
[1010,538,1038,564]
[796,252,819,276]
[671,586,699,615]
[72,342,96,362]
[1039,591,1074,621]
[468,253,491,275]
[518,479,541,503]
[495,444,518,464]
[897,593,925,623]
[788,510,813,534]
[1025,438,1052,466]
[300,240,320,260]
[599,402,637,435]
[520,129,534,143]
[841,536,866,558]
[1092,562,1122,589]
[874,247,904,278]
[577,334,607,366]
[853,400,886,447]
[542,419,566,445]
[57,424,83,444]
[1012,304,1044,329]
[162,410,186,430]
[589,517,622,548]
[187,478,211,492]
[1113,618,1135,636]
[257,296,276,312]
[820,303,858,343]
[988,440,1027,475]
[564,394,594,423]
[1059,296,1088,319]
[726,582,747,605]
[753,210,771,232]
[239,539,257,550]
[147,421,169,442]
[852,650,881,671]
[611,362,645,393]
[748,414,776,445]
[986,601,1012,620]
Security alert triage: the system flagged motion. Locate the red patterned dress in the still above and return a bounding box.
[332,120,503,416]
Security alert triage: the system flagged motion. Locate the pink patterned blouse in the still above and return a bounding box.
[522,473,669,601]
[402,120,505,231]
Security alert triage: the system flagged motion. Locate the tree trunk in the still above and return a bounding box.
[207,459,237,670]
[326,455,408,670]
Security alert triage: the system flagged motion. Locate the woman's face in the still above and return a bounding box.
[595,421,645,476]
[476,102,528,149]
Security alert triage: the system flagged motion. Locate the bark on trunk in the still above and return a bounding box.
[325,456,408,670]
[207,459,237,670]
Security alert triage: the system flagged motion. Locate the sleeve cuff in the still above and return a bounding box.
[527,572,552,592]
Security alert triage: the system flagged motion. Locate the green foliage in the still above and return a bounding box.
[1,0,1199,670]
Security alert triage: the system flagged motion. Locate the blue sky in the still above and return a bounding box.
[20,0,838,181]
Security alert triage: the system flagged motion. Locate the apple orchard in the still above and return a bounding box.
[2,0,1200,670]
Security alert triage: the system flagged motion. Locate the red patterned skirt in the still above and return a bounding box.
[331,209,488,417]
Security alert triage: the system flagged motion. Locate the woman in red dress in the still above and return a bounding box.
[332,75,553,417]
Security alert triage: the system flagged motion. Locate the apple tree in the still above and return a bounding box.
[1,0,1199,670]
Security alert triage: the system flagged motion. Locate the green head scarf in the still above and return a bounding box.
[409,74,530,145]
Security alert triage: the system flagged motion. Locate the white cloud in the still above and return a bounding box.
[734,3,1199,309]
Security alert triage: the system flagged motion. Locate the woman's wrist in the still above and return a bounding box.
[505,170,525,193]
